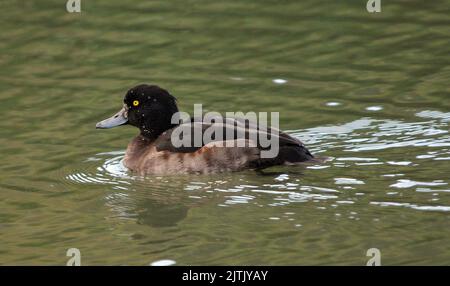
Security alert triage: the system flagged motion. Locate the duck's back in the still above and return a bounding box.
[124,118,314,175]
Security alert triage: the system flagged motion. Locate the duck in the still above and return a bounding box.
[96,84,315,175]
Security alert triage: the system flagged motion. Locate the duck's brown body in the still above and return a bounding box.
[97,84,315,175]
[124,135,260,175]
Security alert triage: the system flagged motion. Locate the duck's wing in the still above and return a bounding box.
[224,117,303,146]
[155,117,304,153]
[220,117,314,164]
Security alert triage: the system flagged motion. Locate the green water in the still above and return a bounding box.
[0,0,449,265]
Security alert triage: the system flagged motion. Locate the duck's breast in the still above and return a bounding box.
[125,138,260,175]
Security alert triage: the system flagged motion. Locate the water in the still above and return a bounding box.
[0,0,449,265]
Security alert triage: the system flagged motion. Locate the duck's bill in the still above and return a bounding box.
[96,106,128,129]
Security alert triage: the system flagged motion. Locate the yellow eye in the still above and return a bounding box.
[133,100,139,107]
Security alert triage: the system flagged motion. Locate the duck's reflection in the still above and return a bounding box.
[135,198,189,227]
[103,169,313,228]
[104,188,194,228]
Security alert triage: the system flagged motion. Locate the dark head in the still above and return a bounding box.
[96,84,179,139]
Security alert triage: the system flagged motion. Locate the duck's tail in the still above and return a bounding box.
[251,144,325,170]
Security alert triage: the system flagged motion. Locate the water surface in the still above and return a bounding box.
[0,0,449,265]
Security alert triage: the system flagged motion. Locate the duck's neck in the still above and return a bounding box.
[138,108,180,140]
[139,123,178,141]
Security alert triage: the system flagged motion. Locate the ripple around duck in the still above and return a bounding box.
[65,150,133,188]
[61,112,450,216]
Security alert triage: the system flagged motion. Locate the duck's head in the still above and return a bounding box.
[96,84,179,139]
